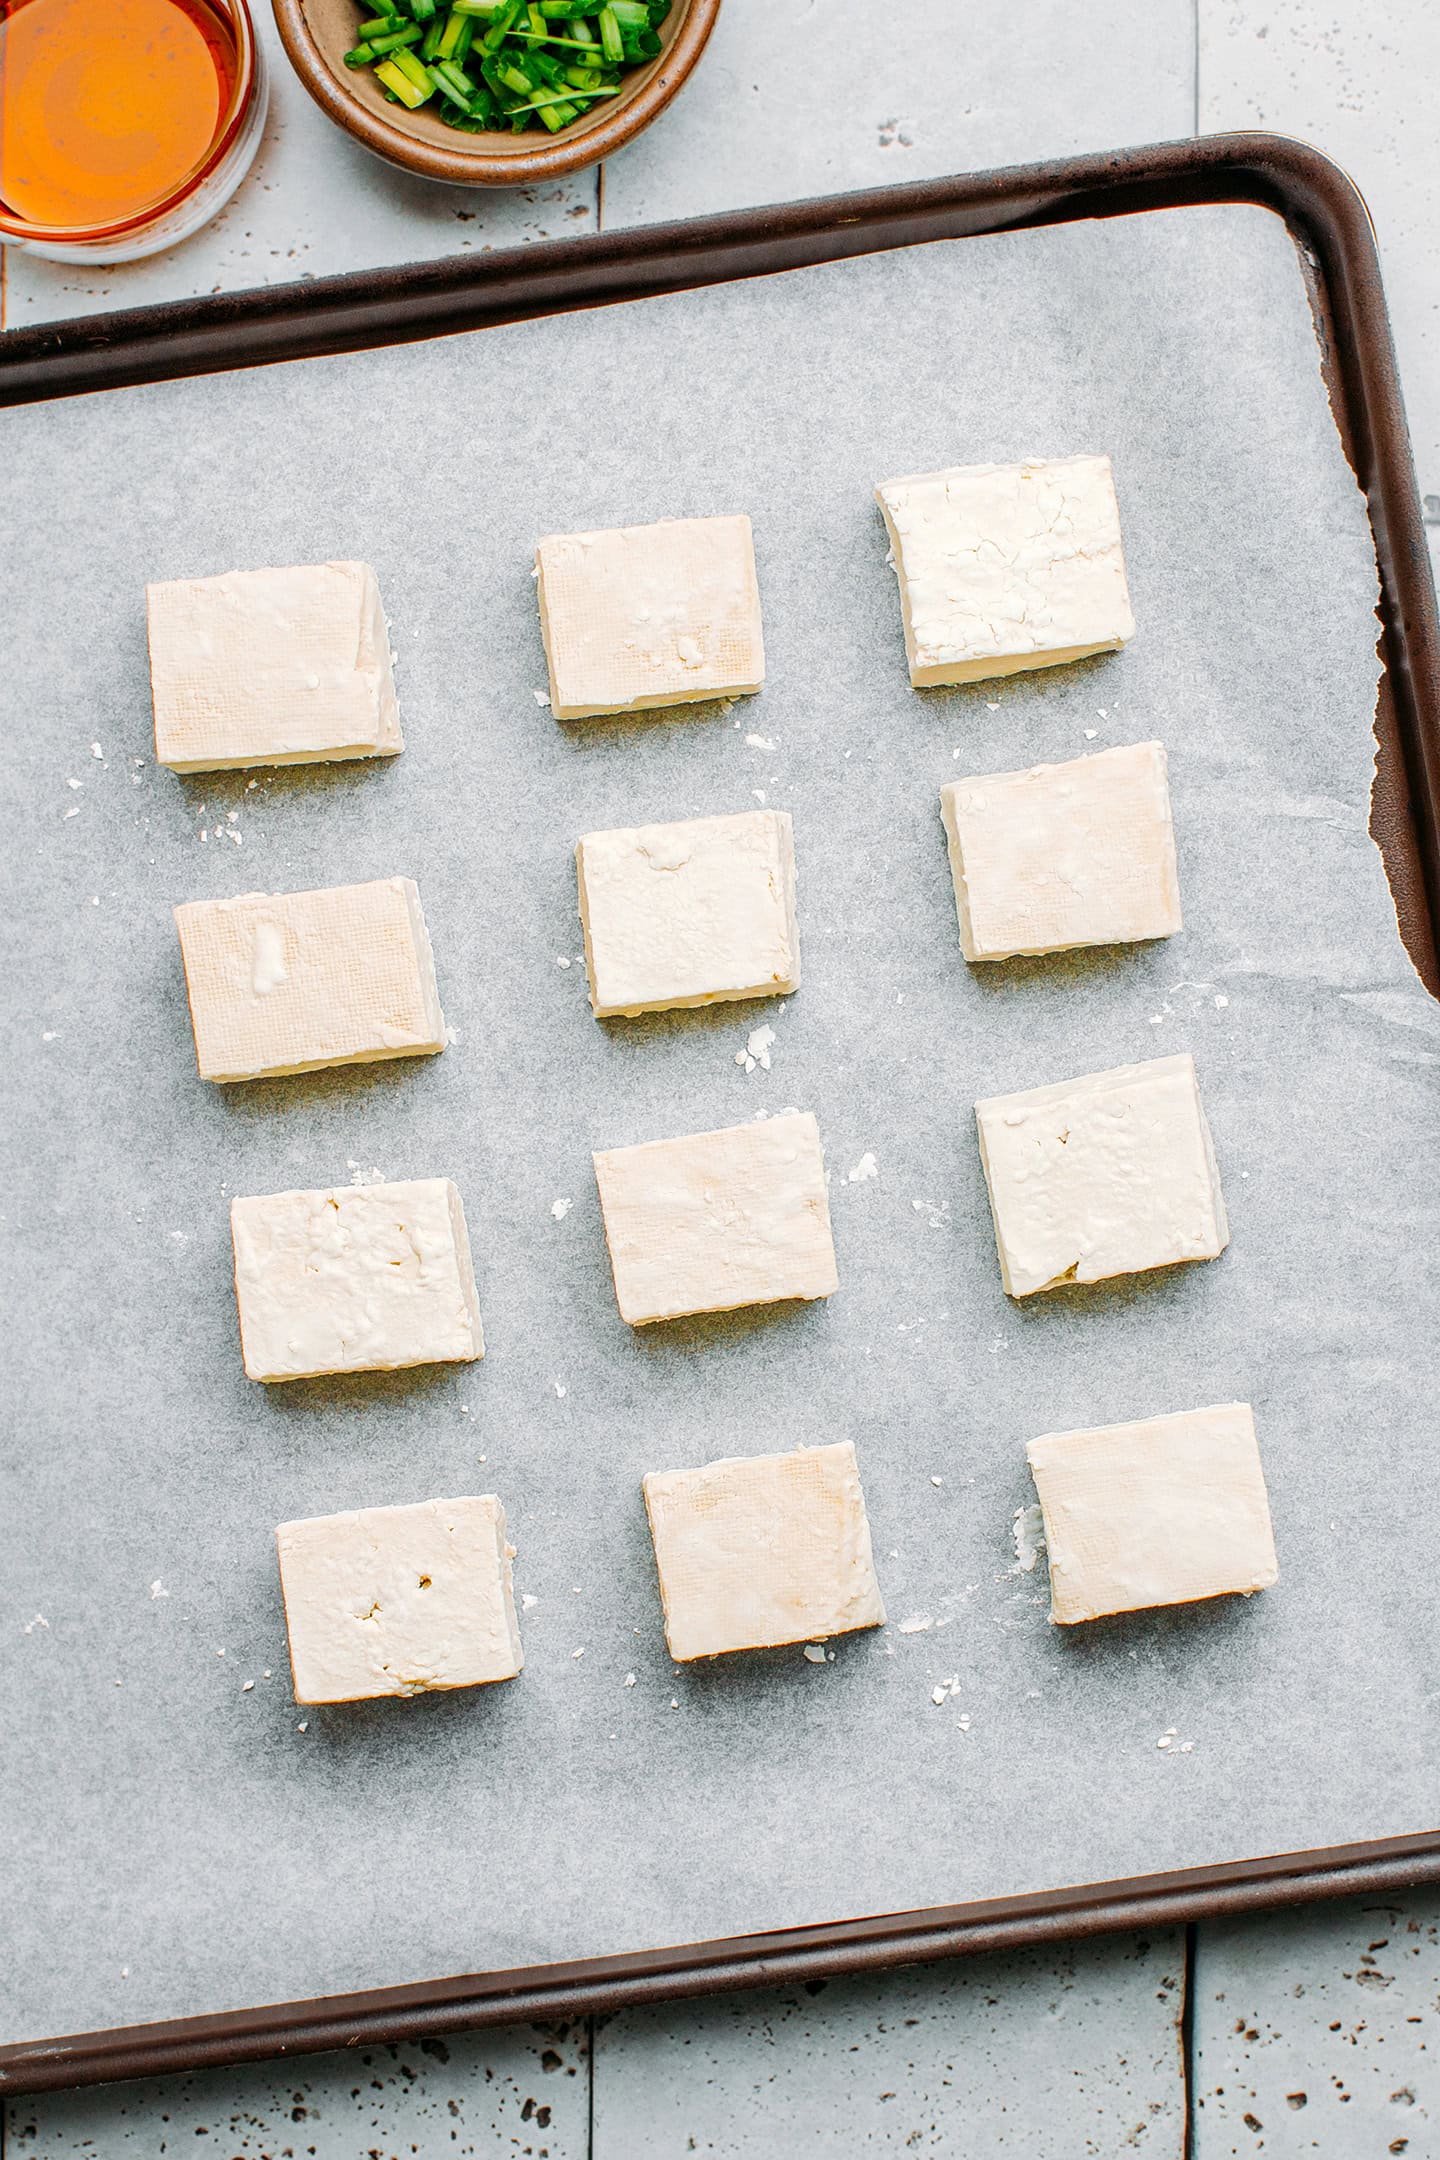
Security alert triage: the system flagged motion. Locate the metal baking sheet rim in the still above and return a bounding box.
[3,132,1438,2094]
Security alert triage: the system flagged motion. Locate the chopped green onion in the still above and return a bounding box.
[349,0,644,130]
[434,55,476,91]
[437,8,474,59]
[503,84,617,112]
[374,55,430,102]
[390,41,434,87]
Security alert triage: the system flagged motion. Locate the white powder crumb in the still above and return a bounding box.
[22,1614,49,1634]
[802,1643,827,1664]
[551,1197,573,1220]
[297,1721,308,1732]
[1215,994,1229,1008]
[1084,728,1098,740]
[747,1024,774,1069]
[90,742,104,759]
[349,1163,385,1187]
[553,1379,567,1399]
[227,810,239,823]
[242,1680,254,1692]
[216,1647,225,1657]
[930,1476,943,1487]
[752,789,767,805]
[744,733,776,750]
[670,1698,679,1708]
[1097,709,1108,719]
[533,689,551,706]
[572,1646,585,1659]
[522,1593,539,1611]
[555,955,572,968]
[624,1672,636,1687]
[931,1686,947,1706]
[956,1714,972,1732]
[446,1025,461,1046]
[149,1580,169,1599]
[986,702,1000,712]
[245,778,258,792]
[65,777,83,790]
[846,1152,879,1184]
[911,1196,948,1228]
[1149,1013,1163,1025]
[1157,1728,1177,1749]
[63,806,80,818]
[89,896,99,906]
[1180,1740,1195,1753]
[41,1031,58,1042]
[1011,1504,1046,1574]
[898,1616,932,1635]
[262,1670,272,1679]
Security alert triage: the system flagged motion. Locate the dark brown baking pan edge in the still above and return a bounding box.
[6,1834,1440,2093]
[3,132,1438,2090]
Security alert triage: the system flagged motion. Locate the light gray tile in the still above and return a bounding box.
[1191,1888,1440,2156]
[3,2020,588,2158]
[0,1,595,329]
[599,0,1196,228]
[593,1933,1186,2158]
[1199,0,1440,501]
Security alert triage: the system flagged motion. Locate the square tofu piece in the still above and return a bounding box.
[232,1178,484,1382]
[941,741,1182,962]
[643,1441,886,1660]
[875,455,1135,687]
[1027,1402,1278,1624]
[535,513,764,719]
[975,1053,1228,1297]
[174,876,446,1083]
[148,561,401,772]
[576,809,800,1017]
[276,1494,522,1703]
[593,1110,836,1326]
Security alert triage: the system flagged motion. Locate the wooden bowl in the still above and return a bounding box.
[271,0,721,186]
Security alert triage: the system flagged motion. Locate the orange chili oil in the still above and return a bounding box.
[0,0,237,229]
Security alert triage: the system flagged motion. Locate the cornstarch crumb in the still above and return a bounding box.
[845,1152,879,1183]
[551,1196,573,1219]
[802,1643,827,1664]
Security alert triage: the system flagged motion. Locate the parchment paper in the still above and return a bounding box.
[4,200,1438,2047]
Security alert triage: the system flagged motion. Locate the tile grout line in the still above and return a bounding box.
[1181,1918,1200,2158]
[1192,0,1201,137]
[586,2009,597,2159]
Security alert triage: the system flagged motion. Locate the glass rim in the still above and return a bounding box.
[0,0,259,244]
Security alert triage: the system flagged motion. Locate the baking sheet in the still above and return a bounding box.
[4,197,1438,2048]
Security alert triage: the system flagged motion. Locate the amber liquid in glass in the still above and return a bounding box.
[0,0,237,229]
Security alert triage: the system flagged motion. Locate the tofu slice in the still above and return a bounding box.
[174,876,446,1083]
[1027,1402,1278,1624]
[276,1495,522,1703]
[643,1441,886,1660]
[941,741,1181,961]
[875,455,1135,687]
[148,561,401,772]
[576,808,800,1017]
[975,1053,1228,1297]
[592,1110,836,1326]
[535,513,764,719]
[231,1178,484,1382]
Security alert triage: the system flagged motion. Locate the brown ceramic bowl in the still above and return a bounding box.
[272,0,720,186]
